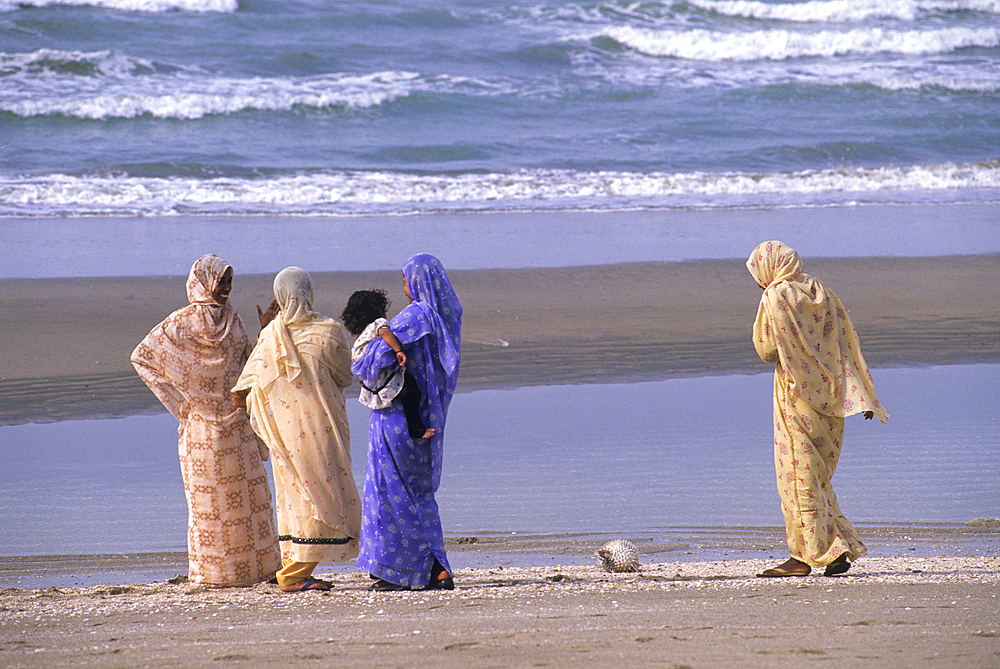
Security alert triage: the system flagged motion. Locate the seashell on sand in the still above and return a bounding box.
[596,539,640,572]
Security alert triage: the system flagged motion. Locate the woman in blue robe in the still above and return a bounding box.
[352,253,462,590]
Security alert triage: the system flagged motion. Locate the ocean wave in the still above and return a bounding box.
[686,0,1000,23]
[2,162,997,216]
[0,0,235,12]
[630,67,998,94]
[571,49,999,93]
[0,49,165,78]
[0,50,484,118]
[591,25,1000,60]
[859,70,1000,92]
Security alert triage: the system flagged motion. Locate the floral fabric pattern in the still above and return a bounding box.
[773,368,867,566]
[747,240,888,423]
[748,241,888,568]
[233,267,362,564]
[352,254,461,588]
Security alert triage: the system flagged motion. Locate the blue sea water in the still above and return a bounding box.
[2,0,999,217]
[1,0,999,572]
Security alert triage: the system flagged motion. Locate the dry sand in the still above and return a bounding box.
[1,255,998,424]
[2,556,998,669]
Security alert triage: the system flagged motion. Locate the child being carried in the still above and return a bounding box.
[342,289,434,440]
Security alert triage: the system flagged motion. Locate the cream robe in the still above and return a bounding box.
[748,241,888,568]
[234,268,362,563]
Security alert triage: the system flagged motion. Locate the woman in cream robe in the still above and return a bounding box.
[747,241,888,578]
[131,253,281,587]
[233,267,361,592]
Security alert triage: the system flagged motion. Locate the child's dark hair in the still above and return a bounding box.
[341,288,390,336]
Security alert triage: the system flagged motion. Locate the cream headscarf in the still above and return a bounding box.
[237,266,351,392]
[253,266,317,389]
[747,241,888,424]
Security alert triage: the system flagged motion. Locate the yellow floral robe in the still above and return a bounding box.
[233,267,362,565]
[748,241,888,568]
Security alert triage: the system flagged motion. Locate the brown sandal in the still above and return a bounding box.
[758,558,811,578]
[280,578,331,592]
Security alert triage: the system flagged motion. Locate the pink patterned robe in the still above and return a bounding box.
[132,254,280,586]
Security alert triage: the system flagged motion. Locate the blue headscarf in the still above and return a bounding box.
[400,253,462,394]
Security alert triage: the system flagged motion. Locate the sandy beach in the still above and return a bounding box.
[1,254,998,424]
[2,553,998,668]
[2,253,998,667]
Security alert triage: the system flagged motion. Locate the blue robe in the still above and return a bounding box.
[352,254,461,588]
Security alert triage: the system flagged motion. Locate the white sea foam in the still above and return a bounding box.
[592,25,1000,61]
[584,55,1000,93]
[687,0,1000,23]
[0,49,163,78]
[468,338,511,348]
[0,50,470,118]
[518,0,1000,25]
[2,162,997,216]
[0,0,235,12]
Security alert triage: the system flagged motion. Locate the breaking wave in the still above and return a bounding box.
[2,162,997,216]
[0,50,471,119]
[686,0,1000,23]
[590,25,1000,61]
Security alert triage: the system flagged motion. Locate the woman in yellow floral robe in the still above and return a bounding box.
[747,241,888,577]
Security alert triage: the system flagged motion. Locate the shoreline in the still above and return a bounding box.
[4,204,1000,279]
[4,522,997,590]
[2,255,998,424]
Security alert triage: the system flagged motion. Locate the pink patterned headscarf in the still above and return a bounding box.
[183,253,239,344]
[131,253,250,422]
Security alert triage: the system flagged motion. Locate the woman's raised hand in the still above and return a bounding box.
[257,299,280,329]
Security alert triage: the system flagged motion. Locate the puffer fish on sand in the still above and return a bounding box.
[596,539,640,573]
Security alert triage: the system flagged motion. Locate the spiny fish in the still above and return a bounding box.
[596,539,640,573]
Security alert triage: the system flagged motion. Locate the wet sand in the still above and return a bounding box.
[1,254,998,424]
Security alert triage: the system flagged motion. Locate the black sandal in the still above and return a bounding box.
[823,554,851,577]
[369,578,410,591]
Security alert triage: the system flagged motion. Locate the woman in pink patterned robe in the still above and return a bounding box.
[132,253,280,587]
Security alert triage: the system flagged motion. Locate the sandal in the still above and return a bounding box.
[369,579,410,592]
[427,576,455,590]
[824,554,851,577]
[280,578,331,593]
[758,558,811,578]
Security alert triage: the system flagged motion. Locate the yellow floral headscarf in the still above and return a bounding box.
[748,241,888,423]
